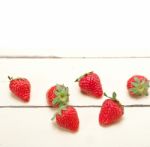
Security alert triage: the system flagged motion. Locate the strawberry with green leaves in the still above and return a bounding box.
[8,76,31,102]
[52,106,79,132]
[46,84,69,107]
[127,75,149,97]
[99,92,124,126]
[75,72,103,98]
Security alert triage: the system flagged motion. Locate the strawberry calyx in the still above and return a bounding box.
[8,76,13,81]
[52,84,69,107]
[51,105,67,120]
[104,92,117,100]
[104,92,122,106]
[8,76,26,81]
[75,71,93,82]
[129,77,149,96]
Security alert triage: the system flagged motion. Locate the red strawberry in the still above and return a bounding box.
[8,76,31,102]
[75,72,103,98]
[52,106,79,132]
[99,92,124,126]
[46,84,69,107]
[127,75,149,97]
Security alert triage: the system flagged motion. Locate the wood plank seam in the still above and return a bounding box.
[1,56,150,59]
[0,104,150,108]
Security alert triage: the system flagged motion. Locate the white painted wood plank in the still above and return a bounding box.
[0,58,150,106]
[1,0,150,57]
[0,107,149,147]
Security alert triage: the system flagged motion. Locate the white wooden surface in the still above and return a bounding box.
[1,0,150,146]
[0,55,150,147]
[0,108,150,147]
[0,58,150,106]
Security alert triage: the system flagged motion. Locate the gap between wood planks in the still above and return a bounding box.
[0,104,150,108]
[0,56,150,59]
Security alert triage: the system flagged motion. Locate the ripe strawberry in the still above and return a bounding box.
[52,106,79,132]
[46,84,69,107]
[99,92,124,126]
[75,72,103,98]
[8,76,31,102]
[127,75,149,97]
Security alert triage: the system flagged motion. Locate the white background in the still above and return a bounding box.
[0,0,150,56]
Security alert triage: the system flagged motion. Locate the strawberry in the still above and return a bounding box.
[99,92,124,126]
[75,72,103,98]
[46,84,69,107]
[52,106,79,132]
[8,76,31,102]
[127,75,149,97]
